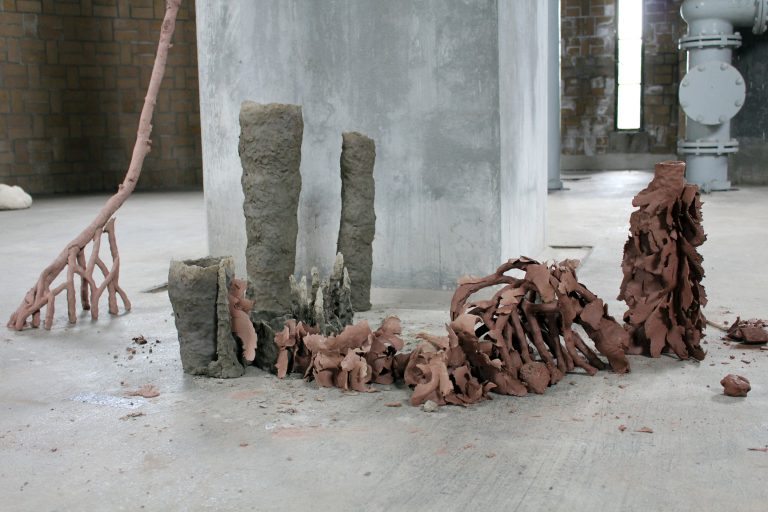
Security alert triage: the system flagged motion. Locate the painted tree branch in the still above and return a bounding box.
[7,0,182,331]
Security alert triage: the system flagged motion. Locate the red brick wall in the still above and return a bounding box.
[0,0,201,194]
[560,0,684,155]
[643,0,686,153]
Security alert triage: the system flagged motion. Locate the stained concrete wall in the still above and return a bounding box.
[197,0,549,289]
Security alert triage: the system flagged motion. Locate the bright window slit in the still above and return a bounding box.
[616,0,643,130]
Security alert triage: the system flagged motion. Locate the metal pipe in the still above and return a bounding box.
[678,0,768,191]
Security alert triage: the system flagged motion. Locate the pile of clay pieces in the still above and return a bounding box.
[260,160,714,406]
[269,257,632,406]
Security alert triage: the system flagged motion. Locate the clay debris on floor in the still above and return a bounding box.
[726,318,768,344]
[267,257,643,406]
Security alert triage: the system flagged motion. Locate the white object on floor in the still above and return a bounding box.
[0,184,32,210]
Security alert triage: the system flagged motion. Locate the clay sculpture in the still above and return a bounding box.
[252,253,354,374]
[337,132,376,312]
[288,252,354,335]
[449,257,630,390]
[618,160,707,360]
[240,101,303,315]
[168,257,244,378]
[267,257,630,406]
[272,317,405,392]
[7,1,181,330]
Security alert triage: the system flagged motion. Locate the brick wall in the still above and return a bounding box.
[642,0,685,153]
[0,0,201,194]
[560,0,684,156]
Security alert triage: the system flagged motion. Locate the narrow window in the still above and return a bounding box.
[616,0,643,130]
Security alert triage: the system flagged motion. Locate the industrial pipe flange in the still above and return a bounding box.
[679,33,742,49]
[679,61,746,125]
[678,139,740,155]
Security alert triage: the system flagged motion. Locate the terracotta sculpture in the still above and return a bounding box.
[265,257,630,407]
[618,160,707,360]
[7,0,183,330]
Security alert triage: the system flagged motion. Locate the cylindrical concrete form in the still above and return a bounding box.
[239,102,303,313]
[168,256,245,378]
[337,132,376,311]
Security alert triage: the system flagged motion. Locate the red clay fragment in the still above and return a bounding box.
[720,374,751,397]
[126,384,160,398]
[726,317,768,344]
[228,278,257,363]
[367,316,405,384]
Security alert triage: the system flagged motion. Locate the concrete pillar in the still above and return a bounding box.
[197,0,550,289]
[498,0,550,257]
[547,0,563,191]
[337,132,376,311]
[239,102,303,313]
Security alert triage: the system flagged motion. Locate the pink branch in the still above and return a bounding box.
[7,0,182,330]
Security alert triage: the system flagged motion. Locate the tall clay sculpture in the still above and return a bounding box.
[239,102,303,314]
[337,132,376,312]
[618,160,707,360]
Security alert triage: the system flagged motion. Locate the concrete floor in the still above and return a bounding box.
[1,172,766,511]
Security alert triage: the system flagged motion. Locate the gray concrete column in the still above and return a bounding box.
[198,1,549,289]
[548,0,563,191]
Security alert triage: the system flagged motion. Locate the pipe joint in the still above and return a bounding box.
[681,0,758,29]
[678,139,740,155]
[679,32,742,49]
